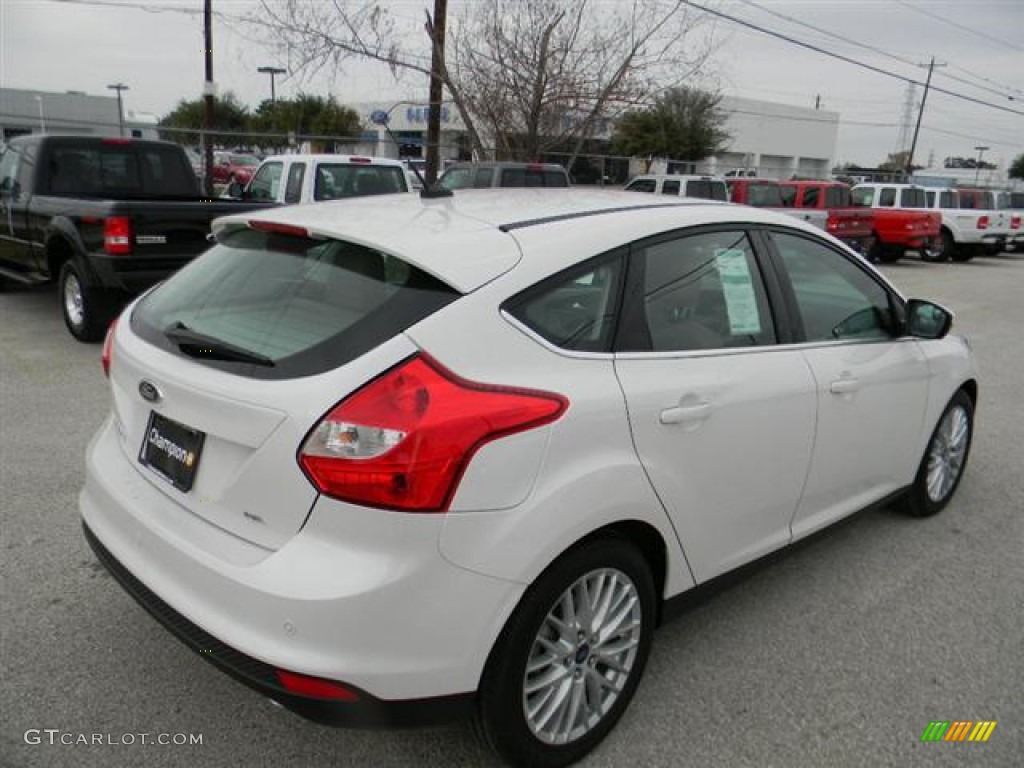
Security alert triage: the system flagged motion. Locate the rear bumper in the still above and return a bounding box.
[89,252,195,293]
[80,416,524,721]
[83,522,475,727]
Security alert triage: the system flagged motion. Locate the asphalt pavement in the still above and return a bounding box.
[1,251,1021,768]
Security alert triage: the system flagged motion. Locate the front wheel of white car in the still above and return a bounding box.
[902,389,974,517]
[476,538,656,768]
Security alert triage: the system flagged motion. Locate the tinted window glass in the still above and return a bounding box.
[132,229,457,379]
[779,186,797,207]
[900,188,926,207]
[473,168,494,187]
[637,230,776,352]
[506,256,624,352]
[313,164,407,200]
[0,146,20,195]
[852,188,874,207]
[47,144,196,198]
[687,180,727,201]
[878,188,896,207]
[249,162,283,201]
[662,179,681,196]
[771,231,894,342]
[939,190,957,208]
[825,187,850,207]
[746,183,784,207]
[626,179,656,193]
[438,167,475,190]
[284,162,306,204]
[803,187,820,207]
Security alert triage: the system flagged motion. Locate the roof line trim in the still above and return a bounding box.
[497,202,698,233]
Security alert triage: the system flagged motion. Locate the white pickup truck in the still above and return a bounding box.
[922,187,1000,262]
[955,187,1013,256]
[994,190,1024,252]
[228,154,412,205]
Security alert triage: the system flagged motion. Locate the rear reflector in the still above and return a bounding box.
[275,670,359,701]
[103,217,133,255]
[299,354,567,511]
[101,318,118,378]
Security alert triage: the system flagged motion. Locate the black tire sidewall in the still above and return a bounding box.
[905,390,974,517]
[477,538,656,768]
[59,260,106,342]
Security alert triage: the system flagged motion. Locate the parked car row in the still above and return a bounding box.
[624,173,1021,264]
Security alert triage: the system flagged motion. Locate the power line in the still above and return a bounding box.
[893,0,1024,54]
[679,0,1024,118]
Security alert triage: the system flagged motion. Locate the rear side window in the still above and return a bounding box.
[284,162,306,204]
[824,186,850,207]
[635,230,776,351]
[852,188,874,207]
[438,167,475,190]
[939,191,957,208]
[131,229,458,379]
[626,179,656,193]
[505,255,624,352]
[473,168,494,187]
[46,144,197,198]
[879,188,896,207]
[662,180,681,196]
[499,168,569,187]
[313,164,407,200]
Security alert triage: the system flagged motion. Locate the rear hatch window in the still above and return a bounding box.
[131,227,458,380]
[685,180,728,201]
[313,163,408,200]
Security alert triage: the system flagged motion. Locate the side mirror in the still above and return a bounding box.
[906,299,952,339]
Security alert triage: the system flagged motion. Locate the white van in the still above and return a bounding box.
[624,174,729,202]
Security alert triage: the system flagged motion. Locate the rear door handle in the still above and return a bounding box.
[829,377,860,395]
[660,402,712,425]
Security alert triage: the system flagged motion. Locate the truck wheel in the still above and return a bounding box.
[59,261,110,342]
[938,230,961,262]
[876,244,902,263]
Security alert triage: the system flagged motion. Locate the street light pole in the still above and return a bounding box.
[34,95,46,133]
[257,66,286,104]
[974,146,990,185]
[107,83,129,137]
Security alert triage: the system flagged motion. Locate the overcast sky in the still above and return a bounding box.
[2,0,1021,168]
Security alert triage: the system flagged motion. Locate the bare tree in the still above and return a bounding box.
[451,0,715,163]
[250,0,716,163]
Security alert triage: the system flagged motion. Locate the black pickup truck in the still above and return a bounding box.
[0,135,273,341]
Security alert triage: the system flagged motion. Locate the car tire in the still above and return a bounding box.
[59,260,110,342]
[475,537,656,768]
[938,230,963,262]
[876,244,903,263]
[901,389,974,518]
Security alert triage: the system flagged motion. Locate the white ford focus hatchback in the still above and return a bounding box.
[82,190,977,767]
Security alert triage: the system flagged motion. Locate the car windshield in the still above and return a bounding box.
[131,228,457,379]
[314,164,408,200]
[438,168,477,190]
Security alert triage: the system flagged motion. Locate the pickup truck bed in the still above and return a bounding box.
[0,135,273,340]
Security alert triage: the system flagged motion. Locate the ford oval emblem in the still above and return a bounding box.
[139,380,162,403]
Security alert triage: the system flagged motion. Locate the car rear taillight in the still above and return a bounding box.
[248,220,311,238]
[101,318,118,378]
[1011,216,1021,230]
[103,217,133,255]
[299,354,567,512]
[977,216,989,230]
[826,214,839,231]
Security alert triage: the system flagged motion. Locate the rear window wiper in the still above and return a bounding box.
[164,322,275,367]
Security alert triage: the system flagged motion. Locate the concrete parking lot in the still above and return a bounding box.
[2,252,1021,768]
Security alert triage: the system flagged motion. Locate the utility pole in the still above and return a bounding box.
[257,66,286,104]
[424,0,447,186]
[107,83,129,137]
[906,56,945,177]
[974,146,989,185]
[203,0,215,196]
